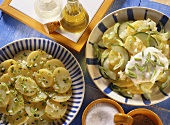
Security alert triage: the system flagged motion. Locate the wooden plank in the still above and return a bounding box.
[0,0,115,52]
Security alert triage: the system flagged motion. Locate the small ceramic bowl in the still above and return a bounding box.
[114,108,163,125]
[82,98,124,125]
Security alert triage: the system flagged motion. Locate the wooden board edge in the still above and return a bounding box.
[79,0,115,47]
[0,3,82,52]
[0,0,11,7]
[0,0,115,52]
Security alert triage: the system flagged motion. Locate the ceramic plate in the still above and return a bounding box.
[86,7,170,106]
[0,38,85,125]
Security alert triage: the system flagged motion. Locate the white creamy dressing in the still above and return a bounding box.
[125,47,169,85]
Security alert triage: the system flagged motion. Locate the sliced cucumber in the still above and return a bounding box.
[99,66,109,79]
[113,23,120,34]
[119,91,133,99]
[97,39,106,49]
[102,23,123,48]
[160,76,170,90]
[111,84,133,98]
[118,21,134,42]
[93,43,103,62]
[99,66,116,80]
[111,46,130,70]
[101,49,110,66]
[158,21,165,33]
[143,93,151,100]
[134,32,158,47]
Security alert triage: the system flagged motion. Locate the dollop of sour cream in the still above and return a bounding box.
[125,47,169,85]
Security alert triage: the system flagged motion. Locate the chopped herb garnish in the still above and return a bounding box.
[151,70,157,80]
[48,64,51,68]
[23,52,27,56]
[142,51,144,57]
[26,65,32,70]
[134,58,142,61]
[126,70,137,78]
[10,67,14,73]
[63,77,69,83]
[60,102,66,106]
[10,61,14,65]
[127,22,135,30]
[135,63,145,72]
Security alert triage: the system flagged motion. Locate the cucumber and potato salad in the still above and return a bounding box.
[94,18,170,99]
[0,50,72,125]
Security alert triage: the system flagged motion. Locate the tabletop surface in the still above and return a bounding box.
[0,0,170,125]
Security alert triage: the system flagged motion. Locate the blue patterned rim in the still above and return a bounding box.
[86,7,170,106]
[0,38,85,125]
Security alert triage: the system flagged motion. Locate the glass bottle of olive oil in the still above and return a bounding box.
[60,0,89,33]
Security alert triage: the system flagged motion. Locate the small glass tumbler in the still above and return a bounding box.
[34,0,62,21]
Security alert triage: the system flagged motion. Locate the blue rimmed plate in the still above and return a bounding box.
[0,38,85,125]
[86,7,170,106]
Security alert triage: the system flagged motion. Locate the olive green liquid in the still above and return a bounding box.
[60,3,89,33]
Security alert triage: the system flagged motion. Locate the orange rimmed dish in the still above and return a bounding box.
[82,98,124,125]
[114,108,163,125]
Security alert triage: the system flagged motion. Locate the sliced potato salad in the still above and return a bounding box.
[94,18,170,99]
[0,50,72,124]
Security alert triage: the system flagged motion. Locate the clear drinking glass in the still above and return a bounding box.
[34,0,62,21]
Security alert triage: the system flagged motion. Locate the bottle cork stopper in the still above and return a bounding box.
[43,21,60,34]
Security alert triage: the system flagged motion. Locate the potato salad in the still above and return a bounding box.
[0,50,72,125]
[94,18,170,99]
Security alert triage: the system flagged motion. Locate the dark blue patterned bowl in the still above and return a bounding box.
[0,38,85,125]
[86,7,170,106]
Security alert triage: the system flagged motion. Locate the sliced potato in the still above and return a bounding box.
[26,114,53,125]
[15,76,38,96]
[101,49,111,65]
[0,82,10,107]
[0,105,10,115]
[24,88,47,102]
[113,79,133,88]
[26,117,39,125]
[7,109,29,125]
[102,23,123,48]
[35,69,54,88]
[38,114,53,125]
[124,36,145,55]
[126,85,144,94]
[7,63,33,78]
[7,93,24,115]
[0,73,13,86]
[127,20,149,36]
[13,50,31,61]
[45,99,67,119]
[44,59,65,72]
[53,67,72,93]
[27,50,52,72]
[109,49,123,70]
[140,82,154,94]
[25,102,46,118]
[52,87,72,102]
[0,59,16,76]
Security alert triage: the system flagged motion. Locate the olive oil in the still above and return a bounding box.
[60,0,89,33]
